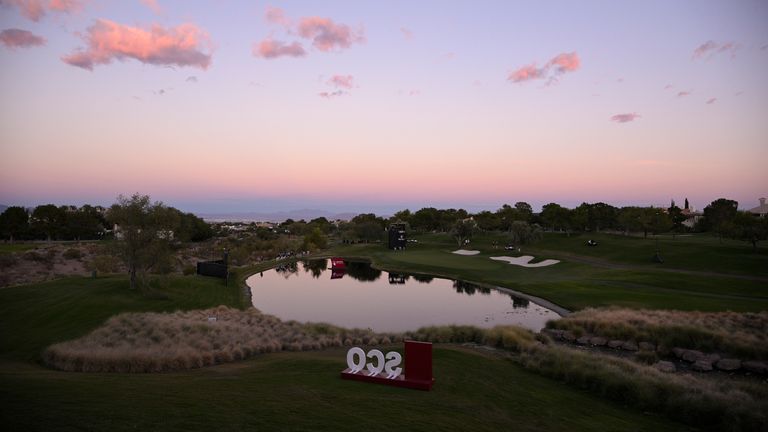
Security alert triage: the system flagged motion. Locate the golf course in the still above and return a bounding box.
[1,231,766,431]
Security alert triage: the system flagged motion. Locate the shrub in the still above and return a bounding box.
[86,255,120,273]
[62,248,82,260]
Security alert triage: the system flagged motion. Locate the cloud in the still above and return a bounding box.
[547,52,580,73]
[677,91,691,97]
[253,38,305,59]
[0,28,46,49]
[318,90,345,99]
[297,16,364,52]
[62,19,213,70]
[328,74,353,89]
[610,113,641,123]
[508,52,580,84]
[1,0,82,22]
[762,44,768,51]
[400,27,413,40]
[508,63,546,82]
[663,84,673,90]
[692,40,738,59]
[140,0,162,14]
[706,98,717,104]
[186,75,197,83]
[265,6,290,27]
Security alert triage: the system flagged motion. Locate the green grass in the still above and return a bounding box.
[323,232,768,312]
[0,242,38,255]
[0,275,242,363]
[0,348,689,432]
[0,274,692,431]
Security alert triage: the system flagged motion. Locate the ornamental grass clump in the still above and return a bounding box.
[546,307,768,359]
[43,306,401,373]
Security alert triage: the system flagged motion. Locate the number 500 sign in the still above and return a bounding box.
[340,340,435,391]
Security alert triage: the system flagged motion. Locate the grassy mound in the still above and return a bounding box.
[43,306,401,373]
[546,307,768,359]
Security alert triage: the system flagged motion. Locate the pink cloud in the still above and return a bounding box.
[265,6,290,27]
[692,40,738,59]
[610,113,641,123]
[508,63,545,82]
[139,0,162,14]
[328,74,354,89]
[706,98,717,104]
[663,84,673,90]
[318,90,345,99]
[400,27,413,40]
[253,38,305,59]
[0,0,81,21]
[62,19,213,70]
[0,28,46,48]
[677,91,691,97]
[508,52,580,84]
[297,16,364,51]
[547,52,580,73]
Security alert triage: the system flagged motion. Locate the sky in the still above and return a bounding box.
[1,0,766,214]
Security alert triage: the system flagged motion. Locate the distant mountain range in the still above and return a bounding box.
[197,209,359,223]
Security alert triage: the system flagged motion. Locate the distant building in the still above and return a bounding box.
[748,198,768,218]
[680,198,702,229]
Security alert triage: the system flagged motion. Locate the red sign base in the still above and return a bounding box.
[340,369,434,391]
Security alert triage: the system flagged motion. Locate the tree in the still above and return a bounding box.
[474,210,501,231]
[508,221,543,245]
[667,204,687,239]
[108,194,176,290]
[731,212,768,251]
[451,219,476,247]
[0,206,29,242]
[302,227,328,251]
[540,203,572,234]
[514,202,533,222]
[702,198,738,242]
[31,204,65,241]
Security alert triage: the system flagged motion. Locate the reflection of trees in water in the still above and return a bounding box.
[388,273,410,284]
[302,259,327,279]
[274,262,298,279]
[410,274,434,284]
[344,261,382,282]
[509,294,530,308]
[453,280,490,296]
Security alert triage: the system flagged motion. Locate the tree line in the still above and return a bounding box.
[0,199,212,243]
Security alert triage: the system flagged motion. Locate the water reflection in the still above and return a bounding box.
[344,261,382,282]
[453,280,491,296]
[302,259,327,279]
[251,258,559,332]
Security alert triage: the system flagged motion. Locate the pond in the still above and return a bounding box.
[246,259,560,333]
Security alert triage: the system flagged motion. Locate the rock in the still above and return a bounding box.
[672,347,687,359]
[561,331,575,342]
[541,328,564,339]
[654,361,676,373]
[682,350,704,363]
[639,342,655,351]
[576,336,591,345]
[621,341,639,351]
[716,358,741,371]
[692,360,713,372]
[704,353,721,364]
[607,340,624,349]
[590,336,607,346]
[743,361,768,374]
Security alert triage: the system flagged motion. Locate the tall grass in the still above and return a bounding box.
[43,306,401,373]
[546,307,768,359]
[409,324,768,432]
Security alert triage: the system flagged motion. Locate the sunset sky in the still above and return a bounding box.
[1,0,766,214]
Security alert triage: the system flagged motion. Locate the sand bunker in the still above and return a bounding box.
[452,249,481,256]
[490,255,560,268]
